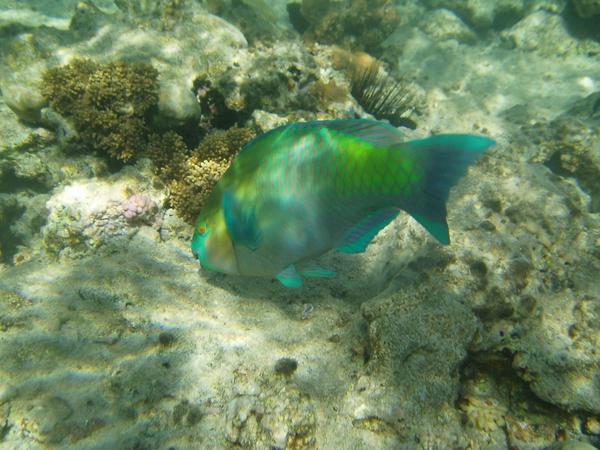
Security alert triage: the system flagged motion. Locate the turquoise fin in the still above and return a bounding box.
[337,208,399,253]
[223,191,261,250]
[410,213,451,244]
[286,119,404,148]
[401,134,495,245]
[299,264,337,278]
[276,265,303,288]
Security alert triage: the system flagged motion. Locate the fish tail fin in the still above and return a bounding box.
[398,134,495,244]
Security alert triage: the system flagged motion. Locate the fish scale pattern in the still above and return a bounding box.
[191,119,493,283]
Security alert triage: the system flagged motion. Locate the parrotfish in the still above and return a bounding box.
[191,119,494,288]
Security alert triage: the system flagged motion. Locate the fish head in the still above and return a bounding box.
[191,208,239,275]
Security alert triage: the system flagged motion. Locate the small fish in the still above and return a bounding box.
[191,119,494,288]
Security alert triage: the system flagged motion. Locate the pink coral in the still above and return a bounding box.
[122,194,157,222]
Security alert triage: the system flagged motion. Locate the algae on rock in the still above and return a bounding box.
[423,0,526,30]
[291,0,401,52]
[572,0,600,17]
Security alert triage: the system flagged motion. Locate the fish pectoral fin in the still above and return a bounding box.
[299,264,336,278]
[223,190,261,250]
[276,265,303,288]
[337,208,399,254]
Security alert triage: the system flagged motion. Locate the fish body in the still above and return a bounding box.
[191,119,494,287]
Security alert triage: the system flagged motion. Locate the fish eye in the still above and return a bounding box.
[197,224,207,235]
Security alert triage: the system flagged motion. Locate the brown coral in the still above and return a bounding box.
[42,59,159,162]
[144,131,189,180]
[42,59,256,224]
[167,127,256,224]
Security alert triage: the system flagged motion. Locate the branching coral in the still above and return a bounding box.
[168,127,255,224]
[42,60,256,225]
[42,59,159,162]
[144,131,189,180]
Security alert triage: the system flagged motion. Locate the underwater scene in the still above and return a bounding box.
[1,0,600,448]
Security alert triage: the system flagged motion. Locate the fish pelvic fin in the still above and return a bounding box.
[399,134,495,244]
[337,208,399,253]
[276,265,303,288]
[299,264,337,278]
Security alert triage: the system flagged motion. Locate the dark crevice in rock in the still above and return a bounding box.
[0,201,26,264]
[563,1,600,41]
[0,167,49,194]
[457,352,573,444]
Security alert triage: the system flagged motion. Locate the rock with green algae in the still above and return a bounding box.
[423,0,527,30]
[501,11,580,57]
[572,0,600,17]
[0,94,109,265]
[293,0,401,52]
[512,91,600,212]
[419,8,477,44]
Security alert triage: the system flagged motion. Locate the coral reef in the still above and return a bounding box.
[444,144,600,421]
[42,59,159,162]
[2,0,600,448]
[41,166,166,258]
[143,131,189,181]
[193,74,245,131]
[114,0,187,30]
[225,374,316,448]
[353,287,478,433]
[121,194,158,223]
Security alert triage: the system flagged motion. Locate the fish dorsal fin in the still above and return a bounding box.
[337,208,399,254]
[223,191,261,250]
[296,119,404,148]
